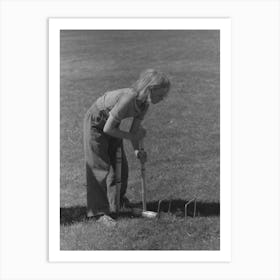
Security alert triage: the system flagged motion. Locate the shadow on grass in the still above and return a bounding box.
[145,199,219,218]
[60,199,219,226]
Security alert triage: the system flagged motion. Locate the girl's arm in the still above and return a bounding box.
[103,115,145,141]
[103,93,147,141]
[130,117,147,163]
[103,115,131,140]
[129,117,142,150]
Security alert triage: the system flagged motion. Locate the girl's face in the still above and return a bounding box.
[149,87,169,104]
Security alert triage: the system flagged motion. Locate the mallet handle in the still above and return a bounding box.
[115,146,122,214]
[139,140,147,211]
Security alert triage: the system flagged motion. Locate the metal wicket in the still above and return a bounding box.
[184,197,197,219]
[157,198,197,219]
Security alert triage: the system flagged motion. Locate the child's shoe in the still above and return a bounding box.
[97,214,116,227]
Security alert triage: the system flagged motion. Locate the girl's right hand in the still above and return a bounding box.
[135,150,147,164]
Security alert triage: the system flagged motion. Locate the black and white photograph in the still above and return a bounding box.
[1,1,280,279]
[50,18,231,257]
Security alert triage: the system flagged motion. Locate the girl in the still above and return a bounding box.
[83,69,170,225]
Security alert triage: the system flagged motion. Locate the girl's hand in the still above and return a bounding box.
[135,150,147,164]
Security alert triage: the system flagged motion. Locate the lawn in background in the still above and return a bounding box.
[60,30,220,250]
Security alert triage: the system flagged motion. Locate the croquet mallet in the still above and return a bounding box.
[116,139,157,219]
[115,146,122,215]
[137,139,158,218]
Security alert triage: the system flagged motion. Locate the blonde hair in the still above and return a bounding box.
[132,69,170,101]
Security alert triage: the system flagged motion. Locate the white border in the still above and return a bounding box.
[49,18,231,262]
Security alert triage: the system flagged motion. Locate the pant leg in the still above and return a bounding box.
[86,162,109,216]
[84,112,111,217]
[106,139,129,211]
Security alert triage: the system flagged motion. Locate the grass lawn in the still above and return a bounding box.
[60,30,220,250]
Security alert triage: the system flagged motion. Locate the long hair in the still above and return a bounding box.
[132,69,170,101]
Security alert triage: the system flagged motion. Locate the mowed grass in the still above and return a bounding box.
[61,216,219,250]
[60,30,220,250]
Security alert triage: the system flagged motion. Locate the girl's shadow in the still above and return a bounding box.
[60,199,220,226]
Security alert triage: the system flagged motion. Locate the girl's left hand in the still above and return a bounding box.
[135,150,147,164]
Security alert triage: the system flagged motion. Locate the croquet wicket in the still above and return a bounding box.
[184,197,197,219]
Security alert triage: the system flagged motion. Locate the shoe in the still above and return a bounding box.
[87,209,94,218]
[97,214,117,227]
